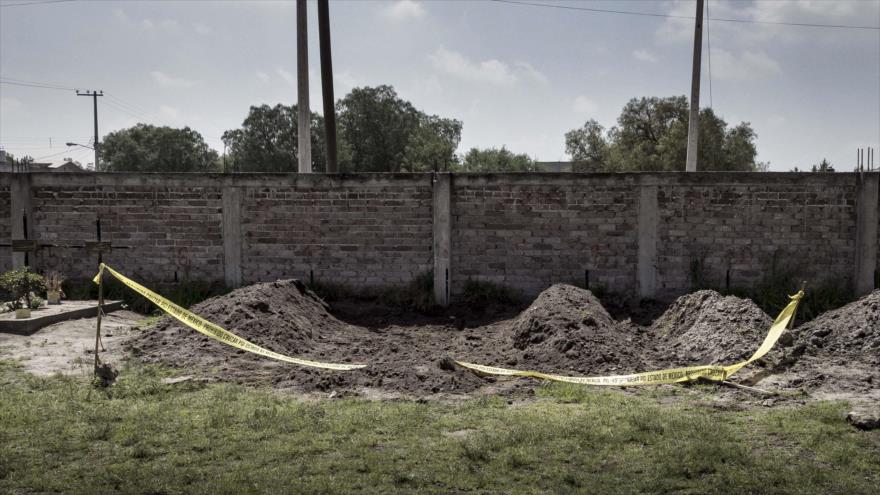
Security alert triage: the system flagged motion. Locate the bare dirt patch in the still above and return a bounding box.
[0,310,142,377]
[5,282,877,408]
[759,290,880,407]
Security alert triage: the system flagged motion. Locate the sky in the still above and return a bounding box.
[1,0,878,171]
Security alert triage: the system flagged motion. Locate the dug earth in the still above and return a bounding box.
[120,280,879,414]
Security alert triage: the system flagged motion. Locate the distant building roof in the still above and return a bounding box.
[51,161,85,172]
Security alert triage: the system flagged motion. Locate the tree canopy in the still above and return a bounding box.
[336,85,462,172]
[221,104,326,172]
[101,124,218,172]
[565,96,758,172]
[455,147,534,172]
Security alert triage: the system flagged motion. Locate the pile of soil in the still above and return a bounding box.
[764,290,880,402]
[651,290,772,366]
[132,279,342,375]
[509,284,647,373]
[130,279,508,397]
[127,279,879,404]
[793,290,880,366]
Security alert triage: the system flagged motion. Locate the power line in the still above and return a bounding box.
[0,79,76,91]
[105,92,152,117]
[489,0,880,31]
[31,148,76,161]
[0,0,77,8]
[490,0,690,20]
[1,77,154,120]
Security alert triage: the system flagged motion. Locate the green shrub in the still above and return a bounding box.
[0,267,46,309]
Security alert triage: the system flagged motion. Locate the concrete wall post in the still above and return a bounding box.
[222,186,243,288]
[10,173,33,269]
[637,185,659,299]
[432,173,452,306]
[854,172,879,295]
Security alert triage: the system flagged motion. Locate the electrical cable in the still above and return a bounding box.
[489,0,880,31]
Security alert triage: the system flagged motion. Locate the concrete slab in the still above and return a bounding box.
[0,300,124,335]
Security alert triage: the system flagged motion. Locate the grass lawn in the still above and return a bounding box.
[0,360,878,494]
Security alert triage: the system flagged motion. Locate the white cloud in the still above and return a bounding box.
[430,48,549,86]
[1,97,23,110]
[430,47,517,85]
[150,71,198,88]
[514,61,549,84]
[572,95,598,114]
[158,105,180,119]
[256,71,270,83]
[632,49,659,63]
[658,0,879,46]
[385,0,426,21]
[336,70,359,89]
[712,49,782,81]
[193,22,212,35]
[142,18,178,31]
[113,8,128,23]
[767,115,787,127]
[276,67,296,86]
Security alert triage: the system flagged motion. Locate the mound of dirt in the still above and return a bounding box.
[128,279,508,397]
[125,277,876,404]
[793,290,880,366]
[651,290,772,366]
[757,291,880,405]
[509,284,646,372]
[132,279,340,368]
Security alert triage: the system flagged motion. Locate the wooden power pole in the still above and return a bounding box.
[296,0,312,173]
[318,0,338,173]
[685,0,704,172]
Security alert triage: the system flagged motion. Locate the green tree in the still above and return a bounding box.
[565,96,758,172]
[565,119,610,171]
[402,114,462,172]
[336,85,462,172]
[221,104,326,172]
[101,124,218,172]
[455,147,534,172]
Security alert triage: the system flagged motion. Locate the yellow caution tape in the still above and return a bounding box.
[93,263,366,371]
[455,290,804,385]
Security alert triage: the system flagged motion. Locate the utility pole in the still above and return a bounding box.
[685,0,703,172]
[297,0,312,173]
[318,0,338,173]
[76,90,103,171]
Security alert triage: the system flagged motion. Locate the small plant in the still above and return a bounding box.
[0,267,46,310]
[46,272,65,294]
[28,296,44,310]
[46,272,65,304]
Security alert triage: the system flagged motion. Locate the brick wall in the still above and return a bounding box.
[1,171,877,300]
[0,179,10,273]
[654,174,858,298]
[240,174,433,286]
[28,174,224,284]
[451,174,640,296]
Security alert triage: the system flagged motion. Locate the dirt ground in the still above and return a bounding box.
[0,310,143,377]
[1,283,878,413]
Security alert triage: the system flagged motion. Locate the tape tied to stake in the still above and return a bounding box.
[455,290,804,386]
[93,263,366,371]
